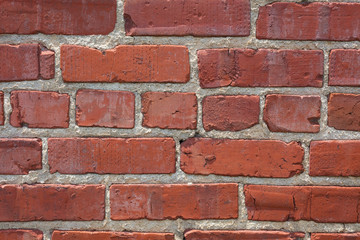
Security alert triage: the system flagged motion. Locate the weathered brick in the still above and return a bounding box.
[61,45,189,83]
[10,91,70,128]
[310,141,360,176]
[181,138,303,177]
[0,44,54,81]
[52,231,174,240]
[202,95,260,131]
[110,184,238,220]
[0,0,116,35]
[264,95,321,133]
[76,90,135,128]
[124,0,250,36]
[328,93,360,131]
[329,49,360,86]
[0,92,3,125]
[198,49,323,88]
[0,138,42,175]
[0,230,42,240]
[245,185,360,223]
[48,138,176,174]
[312,233,360,240]
[257,2,360,41]
[142,92,197,130]
[184,230,305,240]
[0,184,105,221]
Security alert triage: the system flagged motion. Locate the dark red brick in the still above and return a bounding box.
[181,138,304,177]
[198,49,323,88]
[257,2,360,41]
[312,233,360,240]
[52,231,174,240]
[0,44,54,81]
[264,95,321,133]
[0,0,116,35]
[0,138,42,175]
[76,90,135,128]
[0,184,105,221]
[124,0,250,36]
[61,45,190,83]
[48,138,176,174]
[0,92,3,126]
[0,230,42,240]
[10,91,70,128]
[110,184,238,220]
[202,95,260,131]
[142,92,197,130]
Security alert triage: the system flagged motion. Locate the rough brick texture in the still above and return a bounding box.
[0,138,42,175]
[329,49,360,86]
[61,45,190,83]
[310,140,360,176]
[198,49,323,88]
[181,138,303,177]
[328,93,360,131]
[202,95,260,131]
[245,185,360,223]
[0,0,116,35]
[257,2,360,41]
[76,89,135,128]
[52,231,174,240]
[10,91,70,128]
[124,0,250,36]
[0,230,43,240]
[0,92,3,125]
[110,184,238,220]
[142,92,197,129]
[0,185,105,221]
[264,95,321,133]
[48,138,175,174]
[0,44,54,81]
[184,230,305,240]
[311,233,360,240]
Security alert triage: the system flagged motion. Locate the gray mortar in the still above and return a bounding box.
[1,0,360,239]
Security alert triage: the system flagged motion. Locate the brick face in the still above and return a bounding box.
[257,2,360,41]
[0,0,116,35]
[181,138,304,178]
[110,184,238,220]
[48,138,176,174]
[311,233,360,240]
[0,138,42,175]
[0,185,105,221]
[0,92,3,126]
[198,49,323,88]
[0,230,43,240]
[52,231,174,240]
[124,0,250,36]
[61,45,190,83]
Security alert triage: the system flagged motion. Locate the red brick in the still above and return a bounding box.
[264,95,321,133]
[257,2,360,41]
[245,185,360,223]
[61,45,189,83]
[0,138,42,175]
[110,184,238,220]
[48,138,175,174]
[198,49,323,88]
[0,44,54,81]
[181,138,303,178]
[328,93,360,131]
[0,184,105,221]
[124,0,250,36]
[310,141,360,176]
[52,231,174,240]
[0,0,116,35]
[10,91,70,128]
[185,230,305,240]
[142,92,197,130]
[202,95,259,131]
[0,230,42,240]
[312,233,360,240]
[329,49,360,86]
[0,92,3,125]
[76,90,135,128]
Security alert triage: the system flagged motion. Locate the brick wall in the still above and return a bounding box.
[1,0,360,239]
